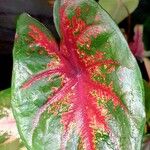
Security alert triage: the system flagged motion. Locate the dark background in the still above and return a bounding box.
[0,0,150,90]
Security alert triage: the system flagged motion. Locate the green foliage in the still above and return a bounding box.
[99,0,139,23]
[144,80,150,123]
[0,89,25,150]
[0,88,11,108]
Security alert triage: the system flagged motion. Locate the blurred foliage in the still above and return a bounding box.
[0,89,26,150]
[99,0,139,23]
[0,88,11,108]
[142,134,150,150]
[143,80,150,123]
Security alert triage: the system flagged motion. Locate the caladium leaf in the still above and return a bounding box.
[12,0,145,149]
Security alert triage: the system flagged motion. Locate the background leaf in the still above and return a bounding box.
[98,0,139,23]
[0,88,11,108]
[143,58,150,82]
[143,80,150,123]
[0,89,26,150]
[129,25,144,59]
[142,134,150,150]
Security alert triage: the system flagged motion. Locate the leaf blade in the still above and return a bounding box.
[12,13,64,149]
[12,0,145,149]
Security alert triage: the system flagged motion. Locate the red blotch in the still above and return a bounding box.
[75,7,81,17]
[29,25,58,55]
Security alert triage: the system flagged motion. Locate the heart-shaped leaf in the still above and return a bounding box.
[12,0,145,149]
[98,0,139,23]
